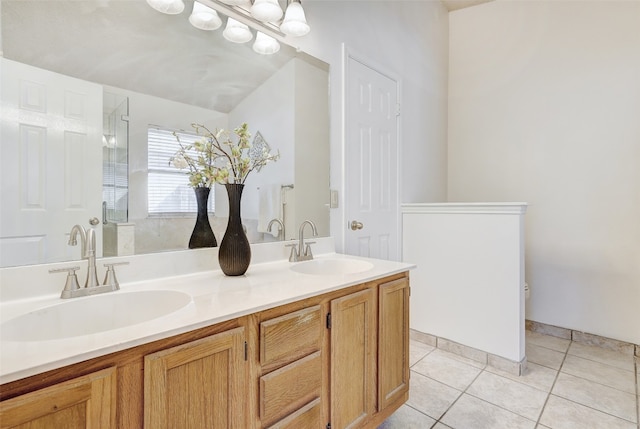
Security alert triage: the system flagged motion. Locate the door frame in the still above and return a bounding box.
[342,45,403,260]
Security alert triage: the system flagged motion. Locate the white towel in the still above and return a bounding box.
[257,184,282,237]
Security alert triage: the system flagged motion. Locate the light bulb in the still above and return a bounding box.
[250,0,283,23]
[223,18,253,43]
[253,32,280,55]
[280,1,310,37]
[145,0,185,15]
[189,1,222,30]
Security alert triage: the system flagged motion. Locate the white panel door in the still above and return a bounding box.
[0,58,103,267]
[345,56,399,260]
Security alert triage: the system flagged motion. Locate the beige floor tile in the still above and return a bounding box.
[561,354,635,394]
[440,394,536,429]
[567,342,635,372]
[410,340,435,367]
[486,361,558,392]
[377,404,436,429]
[432,424,452,429]
[466,371,548,421]
[539,395,637,429]
[526,343,565,370]
[412,349,483,391]
[407,370,462,420]
[552,372,637,423]
[526,331,571,353]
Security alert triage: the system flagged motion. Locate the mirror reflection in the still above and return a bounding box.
[0,0,330,268]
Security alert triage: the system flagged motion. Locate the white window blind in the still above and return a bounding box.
[147,127,214,215]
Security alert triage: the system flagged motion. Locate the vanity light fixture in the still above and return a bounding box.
[223,17,254,43]
[280,0,309,36]
[253,32,280,55]
[146,0,185,15]
[189,1,223,30]
[145,0,310,55]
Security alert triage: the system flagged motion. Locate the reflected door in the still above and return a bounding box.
[0,58,103,267]
[345,55,400,261]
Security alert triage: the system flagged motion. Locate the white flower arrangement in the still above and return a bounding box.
[170,122,279,187]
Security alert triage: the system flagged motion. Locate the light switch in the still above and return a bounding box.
[330,190,339,208]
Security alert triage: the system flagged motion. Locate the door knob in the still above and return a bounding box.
[350,220,364,231]
[89,217,100,226]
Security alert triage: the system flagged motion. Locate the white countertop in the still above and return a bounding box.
[0,242,413,384]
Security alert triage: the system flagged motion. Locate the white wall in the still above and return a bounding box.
[448,0,640,344]
[228,59,296,224]
[404,204,527,363]
[294,1,450,252]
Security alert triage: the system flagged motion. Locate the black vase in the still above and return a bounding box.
[189,187,217,249]
[218,183,251,276]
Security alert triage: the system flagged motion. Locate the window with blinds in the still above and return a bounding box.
[147,127,214,215]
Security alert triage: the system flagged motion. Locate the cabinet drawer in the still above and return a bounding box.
[260,305,322,368]
[266,398,322,429]
[260,351,322,426]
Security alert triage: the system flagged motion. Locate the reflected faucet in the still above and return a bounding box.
[267,218,285,241]
[69,224,100,288]
[287,220,318,262]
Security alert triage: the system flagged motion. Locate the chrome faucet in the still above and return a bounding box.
[287,220,318,262]
[50,224,128,298]
[267,218,285,240]
[69,224,99,288]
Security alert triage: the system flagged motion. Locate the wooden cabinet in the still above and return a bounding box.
[144,326,247,429]
[330,288,377,429]
[378,277,410,410]
[329,275,410,429]
[258,305,324,428]
[0,367,116,429]
[1,272,410,429]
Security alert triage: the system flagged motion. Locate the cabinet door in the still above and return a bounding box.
[0,367,116,429]
[330,288,376,429]
[378,277,410,410]
[144,327,246,429]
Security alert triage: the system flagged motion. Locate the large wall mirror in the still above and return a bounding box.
[0,0,330,268]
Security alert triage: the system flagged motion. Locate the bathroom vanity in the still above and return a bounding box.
[0,242,412,428]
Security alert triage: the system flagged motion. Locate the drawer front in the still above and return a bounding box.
[260,305,322,368]
[266,398,322,429]
[260,351,322,426]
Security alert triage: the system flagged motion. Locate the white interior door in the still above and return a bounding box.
[345,55,400,261]
[0,58,103,267]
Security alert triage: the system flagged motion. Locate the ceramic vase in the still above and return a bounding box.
[188,187,217,249]
[218,183,251,276]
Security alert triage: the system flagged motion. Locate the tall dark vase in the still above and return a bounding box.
[189,187,217,249]
[218,183,251,276]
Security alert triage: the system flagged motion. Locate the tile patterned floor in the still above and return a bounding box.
[379,331,639,429]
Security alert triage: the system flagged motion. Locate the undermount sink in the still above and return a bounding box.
[290,258,374,276]
[1,290,192,342]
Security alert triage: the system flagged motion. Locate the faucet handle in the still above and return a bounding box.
[102,262,129,290]
[50,266,82,299]
[285,243,299,262]
[303,242,316,258]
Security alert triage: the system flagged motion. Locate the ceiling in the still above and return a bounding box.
[1,0,494,112]
[441,0,494,12]
[1,0,297,113]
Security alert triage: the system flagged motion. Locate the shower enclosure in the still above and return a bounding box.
[102,94,130,256]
